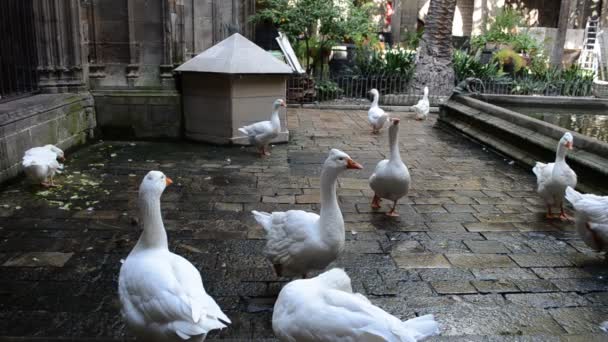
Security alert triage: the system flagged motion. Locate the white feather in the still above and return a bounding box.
[272,268,440,342]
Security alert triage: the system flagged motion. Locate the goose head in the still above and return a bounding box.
[273,99,286,110]
[45,144,65,162]
[139,171,173,199]
[368,88,379,101]
[423,86,429,97]
[325,149,363,171]
[560,132,574,150]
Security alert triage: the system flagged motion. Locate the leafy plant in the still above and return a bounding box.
[355,47,415,77]
[315,79,342,100]
[453,50,503,81]
[250,0,376,74]
[494,48,525,73]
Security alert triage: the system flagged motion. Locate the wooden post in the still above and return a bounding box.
[551,0,572,69]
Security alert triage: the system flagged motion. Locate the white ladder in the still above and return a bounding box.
[578,17,600,72]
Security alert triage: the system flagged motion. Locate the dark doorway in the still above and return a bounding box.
[0,0,39,103]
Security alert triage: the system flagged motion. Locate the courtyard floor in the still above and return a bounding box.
[0,108,607,341]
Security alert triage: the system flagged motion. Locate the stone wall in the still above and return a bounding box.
[93,90,181,139]
[0,93,96,183]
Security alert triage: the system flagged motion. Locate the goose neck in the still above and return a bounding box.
[555,143,568,163]
[389,128,401,161]
[133,192,168,252]
[271,108,281,128]
[319,167,344,243]
[371,93,379,107]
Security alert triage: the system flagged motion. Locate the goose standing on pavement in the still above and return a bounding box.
[22,144,65,187]
[118,171,230,341]
[238,99,285,157]
[565,186,608,251]
[368,89,389,134]
[413,87,430,121]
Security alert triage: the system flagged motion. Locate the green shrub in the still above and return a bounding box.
[355,47,415,77]
[315,79,342,100]
[494,48,525,72]
[453,50,503,81]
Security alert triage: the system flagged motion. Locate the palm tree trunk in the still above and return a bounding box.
[410,0,457,96]
[550,0,571,70]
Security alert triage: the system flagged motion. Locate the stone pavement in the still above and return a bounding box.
[0,108,607,341]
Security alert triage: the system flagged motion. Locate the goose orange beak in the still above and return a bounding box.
[166,177,173,186]
[565,141,573,150]
[59,156,66,162]
[280,100,286,107]
[346,159,363,169]
[391,118,400,125]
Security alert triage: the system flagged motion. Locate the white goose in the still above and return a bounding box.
[238,98,285,157]
[22,144,65,187]
[532,132,577,220]
[413,87,429,121]
[565,186,608,251]
[118,171,230,341]
[369,118,411,216]
[272,268,440,342]
[368,89,388,134]
[252,149,363,278]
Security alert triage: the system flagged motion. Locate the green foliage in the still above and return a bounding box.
[250,0,376,73]
[315,79,342,100]
[494,48,525,72]
[511,64,594,96]
[470,8,539,54]
[355,47,415,77]
[401,30,423,50]
[452,50,502,81]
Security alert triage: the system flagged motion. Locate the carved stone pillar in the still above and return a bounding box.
[126,0,140,87]
[160,0,185,87]
[33,0,86,93]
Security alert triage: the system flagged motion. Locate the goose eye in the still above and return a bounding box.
[338,157,344,161]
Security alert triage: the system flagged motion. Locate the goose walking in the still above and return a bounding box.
[272,268,440,342]
[565,186,608,251]
[252,149,363,278]
[532,132,577,220]
[118,171,230,341]
[368,89,388,134]
[413,87,429,121]
[238,98,285,157]
[22,144,65,187]
[369,118,411,216]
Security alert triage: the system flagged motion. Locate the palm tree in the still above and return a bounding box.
[550,0,572,70]
[410,0,457,96]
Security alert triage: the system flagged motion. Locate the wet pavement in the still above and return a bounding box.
[0,108,607,341]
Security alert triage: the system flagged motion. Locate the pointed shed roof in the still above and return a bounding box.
[175,33,294,74]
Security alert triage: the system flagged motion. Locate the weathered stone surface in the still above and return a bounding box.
[446,254,517,268]
[431,280,478,294]
[3,252,74,267]
[506,292,590,308]
[392,253,451,269]
[0,108,605,340]
[510,254,574,268]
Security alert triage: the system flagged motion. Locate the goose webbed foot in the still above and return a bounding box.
[386,201,399,217]
[371,195,381,209]
[559,206,574,222]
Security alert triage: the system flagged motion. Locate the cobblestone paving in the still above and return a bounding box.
[1,108,607,341]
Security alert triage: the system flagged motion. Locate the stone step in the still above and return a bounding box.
[439,97,608,194]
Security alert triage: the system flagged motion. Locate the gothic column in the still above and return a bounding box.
[126,0,140,87]
[160,0,185,87]
[33,0,86,93]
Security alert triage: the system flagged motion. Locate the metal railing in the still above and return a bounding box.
[0,0,39,103]
[287,73,444,106]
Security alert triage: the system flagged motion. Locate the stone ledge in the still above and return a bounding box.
[439,95,608,194]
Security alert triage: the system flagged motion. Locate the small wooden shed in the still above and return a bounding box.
[175,33,293,144]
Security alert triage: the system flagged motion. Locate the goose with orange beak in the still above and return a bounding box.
[252,149,363,278]
[238,98,285,157]
[118,171,230,340]
[369,117,411,216]
[533,132,578,221]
